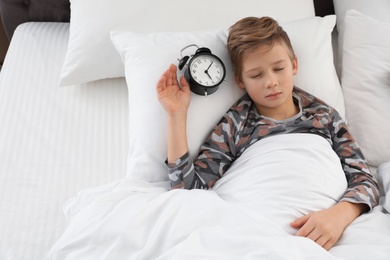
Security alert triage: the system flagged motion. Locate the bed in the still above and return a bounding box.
[0,0,389,259]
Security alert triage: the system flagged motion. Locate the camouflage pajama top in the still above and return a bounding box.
[166,87,380,210]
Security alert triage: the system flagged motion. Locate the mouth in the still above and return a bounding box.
[266,92,282,99]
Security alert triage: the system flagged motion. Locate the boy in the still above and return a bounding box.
[156,17,379,250]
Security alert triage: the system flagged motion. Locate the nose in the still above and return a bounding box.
[265,73,278,89]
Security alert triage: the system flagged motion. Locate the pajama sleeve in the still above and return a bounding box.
[166,96,251,189]
[166,111,238,189]
[329,109,380,210]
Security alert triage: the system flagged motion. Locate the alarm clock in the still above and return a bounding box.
[178,44,226,96]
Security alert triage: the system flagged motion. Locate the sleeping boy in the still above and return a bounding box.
[156,16,379,250]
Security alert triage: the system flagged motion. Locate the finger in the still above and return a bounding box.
[180,76,190,94]
[294,216,315,237]
[290,214,310,229]
[306,228,322,242]
[158,65,173,87]
[322,239,335,251]
[167,64,177,86]
[170,63,177,72]
[156,75,167,93]
[296,224,315,238]
[314,235,329,248]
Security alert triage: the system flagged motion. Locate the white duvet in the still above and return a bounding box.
[48,134,390,259]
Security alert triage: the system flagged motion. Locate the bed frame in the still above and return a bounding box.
[0,0,334,41]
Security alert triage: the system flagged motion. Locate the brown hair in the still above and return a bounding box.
[227,16,296,81]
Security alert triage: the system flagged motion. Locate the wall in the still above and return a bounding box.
[0,13,9,68]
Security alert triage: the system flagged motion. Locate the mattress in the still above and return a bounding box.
[0,22,129,260]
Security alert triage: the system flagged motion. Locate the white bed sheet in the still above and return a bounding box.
[0,22,129,260]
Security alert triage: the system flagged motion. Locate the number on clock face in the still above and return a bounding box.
[189,55,224,86]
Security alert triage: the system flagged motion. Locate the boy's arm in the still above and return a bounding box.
[330,110,380,210]
[165,95,249,190]
[158,64,238,190]
[156,64,191,163]
[292,107,379,251]
[167,112,189,164]
[166,108,241,189]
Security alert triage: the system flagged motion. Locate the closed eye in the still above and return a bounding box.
[251,73,263,78]
[274,67,284,71]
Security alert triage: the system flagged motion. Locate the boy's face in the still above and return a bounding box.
[236,43,298,119]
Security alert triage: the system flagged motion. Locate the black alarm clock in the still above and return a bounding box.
[178,44,226,96]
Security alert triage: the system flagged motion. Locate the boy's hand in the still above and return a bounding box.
[156,64,191,116]
[157,64,191,163]
[290,201,367,250]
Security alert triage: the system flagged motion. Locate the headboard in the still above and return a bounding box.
[0,0,70,40]
[0,0,334,41]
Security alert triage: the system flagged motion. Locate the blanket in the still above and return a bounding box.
[48,134,390,259]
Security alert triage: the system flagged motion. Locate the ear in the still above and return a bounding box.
[235,76,245,90]
[292,56,298,76]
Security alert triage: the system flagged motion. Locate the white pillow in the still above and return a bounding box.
[333,0,390,73]
[341,10,390,167]
[378,161,390,213]
[59,0,315,86]
[111,15,343,182]
[333,0,390,32]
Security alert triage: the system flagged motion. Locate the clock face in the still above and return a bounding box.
[189,54,225,87]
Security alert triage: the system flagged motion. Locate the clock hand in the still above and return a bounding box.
[205,71,213,80]
[206,61,214,71]
[204,61,214,80]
